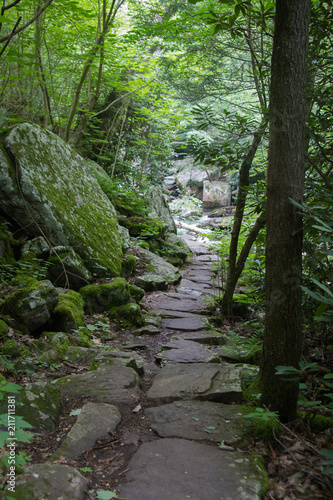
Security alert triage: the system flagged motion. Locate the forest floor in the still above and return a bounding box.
[2,231,333,499]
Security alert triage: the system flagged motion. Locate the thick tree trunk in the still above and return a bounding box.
[259,0,310,422]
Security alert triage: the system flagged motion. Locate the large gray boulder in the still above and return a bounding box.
[0,123,123,276]
[146,186,177,234]
[175,165,221,199]
[203,180,231,208]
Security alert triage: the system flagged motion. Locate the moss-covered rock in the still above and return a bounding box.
[1,338,21,357]
[122,253,137,278]
[0,381,61,432]
[0,123,123,277]
[1,279,59,332]
[109,302,143,327]
[79,277,133,314]
[134,246,181,291]
[47,246,92,290]
[0,318,9,340]
[118,215,164,239]
[146,185,177,234]
[128,284,145,303]
[308,414,333,432]
[21,236,50,258]
[44,332,70,357]
[51,291,84,333]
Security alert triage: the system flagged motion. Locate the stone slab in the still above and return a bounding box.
[162,316,208,331]
[147,362,243,403]
[180,278,213,290]
[145,400,252,445]
[118,438,267,500]
[156,339,220,364]
[52,364,141,404]
[7,464,89,500]
[155,298,206,313]
[165,291,203,300]
[51,402,121,460]
[171,330,227,346]
[158,309,202,318]
[94,350,145,375]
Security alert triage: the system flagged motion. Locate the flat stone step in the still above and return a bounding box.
[147,362,243,403]
[162,316,209,331]
[145,400,253,446]
[52,364,141,404]
[51,402,121,460]
[155,298,206,313]
[117,438,267,500]
[180,278,213,290]
[171,330,227,345]
[156,339,220,364]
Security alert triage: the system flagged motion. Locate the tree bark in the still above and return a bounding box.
[221,118,267,317]
[259,0,310,422]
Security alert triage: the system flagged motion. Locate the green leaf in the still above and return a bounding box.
[96,491,118,500]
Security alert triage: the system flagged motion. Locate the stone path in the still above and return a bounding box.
[7,234,267,499]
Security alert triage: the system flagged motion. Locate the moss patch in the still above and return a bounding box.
[51,291,84,333]
[79,277,134,314]
[109,302,143,327]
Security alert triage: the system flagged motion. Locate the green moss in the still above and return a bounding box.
[0,319,9,340]
[309,414,333,432]
[44,332,70,357]
[79,277,131,314]
[2,338,21,357]
[118,216,164,239]
[122,253,137,278]
[16,382,61,432]
[109,302,143,327]
[52,291,84,333]
[128,284,145,303]
[1,278,39,316]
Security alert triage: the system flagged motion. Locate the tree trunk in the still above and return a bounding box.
[221,119,267,317]
[259,0,310,422]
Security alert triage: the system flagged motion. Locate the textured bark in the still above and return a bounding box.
[259,0,310,422]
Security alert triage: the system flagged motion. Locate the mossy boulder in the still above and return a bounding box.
[122,253,137,278]
[109,302,143,327]
[44,332,70,357]
[118,215,164,239]
[1,279,59,332]
[0,318,9,340]
[1,338,22,357]
[47,246,92,290]
[0,381,61,432]
[79,277,138,314]
[0,123,123,277]
[21,236,50,258]
[50,291,84,333]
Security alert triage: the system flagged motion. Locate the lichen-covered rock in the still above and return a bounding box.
[47,246,92,290]
[5,463,89,499]
[0,381,61,432]
[118,224,131,251]
[79,277,134,314]
[50,290,84,333]
[21,236,50,258]
[146,186,177,234]
[134,246,180,291]
[1,279,59,332]
[202,180,231,208]
[0,123,123,277]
